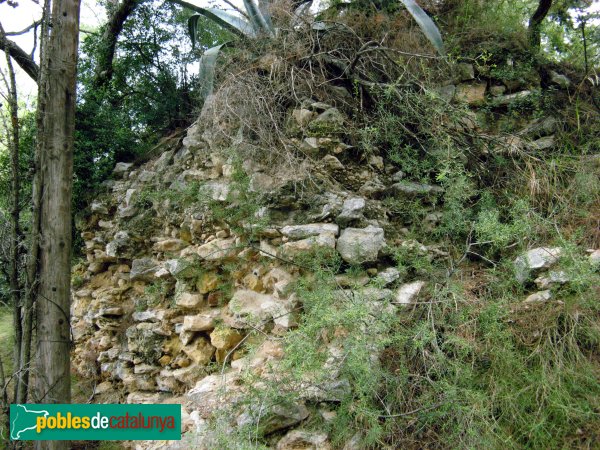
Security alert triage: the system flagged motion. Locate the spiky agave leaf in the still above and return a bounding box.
[243,0,275,35]
[197,43,232,99]
[188,10,255,48]
[399,0,445,55]
[258,0,274,31]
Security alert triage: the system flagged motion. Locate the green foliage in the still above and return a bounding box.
[137,181,204,214]
[0,108,36,212]
[392,243,434,279]
[204,159,268,237]
[74,0,227,210]
[474,196,533,253]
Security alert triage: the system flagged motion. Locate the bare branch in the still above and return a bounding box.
[6,20,42,36]
[0,26,39,82]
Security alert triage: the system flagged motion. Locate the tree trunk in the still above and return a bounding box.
[528,0,553,49]
[18,0,53,407]
[1,23,24,405]
[32,0,80,448]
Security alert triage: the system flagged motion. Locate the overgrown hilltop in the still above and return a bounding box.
[2,0,600,448]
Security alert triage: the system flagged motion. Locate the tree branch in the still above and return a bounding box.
[528,0,553,49]
[93,0,142,88]
[0,30,39,82]
[6,20,42,36]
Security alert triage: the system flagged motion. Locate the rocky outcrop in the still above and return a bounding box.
[71,73,596,448]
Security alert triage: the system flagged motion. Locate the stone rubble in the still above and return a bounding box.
[71,79,595,448]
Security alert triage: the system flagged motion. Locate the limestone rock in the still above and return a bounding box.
[395,281,426,305]
[126,392,168,404]
[138,170,155,182]
[91,201,109,215]
[550,71,571,89]
[130,258,159,282]
[154,239,187,253]
[156,369,179,392]
[203,180,230,202]
[386,182,443,197]
[376,267,401,286]
[321,154,344,171]
[514,247,562,283]
[237,402,310,435]
[106,231,130,258]
[153,149,174,172]
[391,170,405,182]
[132,310,166,322]
[455,63,475,81]
[280,223,339,239]
[165,259,197,279]
[186,373,244,417]
[263,267,294,296]
[179,330,196,346]
[524,290,553,303]
[182,337,215,365]
[336,197,366,225]
[93,381,113,396]
[210,327,243,351]
[122,374,157,391]
[197,271,219,294]
[529,135,555,151]
[291,108,314,127]
[336,226,385,264]
[276,430,331,450]
[280,233,336,258]
[113,162,133,177]
[182,313,218,332]
[224,290,285,329]
[172,364,206,386]
[126,323,166,357]
[493,90,532,106]
[358,178,386,198]
[312,107,344,127]
[176,292,204,309]
[590,249,600,265]
[455,82,486,105]
[534,271,569,289]
[88,261,105,274]
[197,237,238,261]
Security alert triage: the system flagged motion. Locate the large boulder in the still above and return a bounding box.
[336,226,385,264]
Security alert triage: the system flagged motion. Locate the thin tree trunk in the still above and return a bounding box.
[18,0,52,407]
[0,23,23,406]
[94,0,141,88]
[32,0,81,448]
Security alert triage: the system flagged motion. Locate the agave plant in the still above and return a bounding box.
[181,0,444,99]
